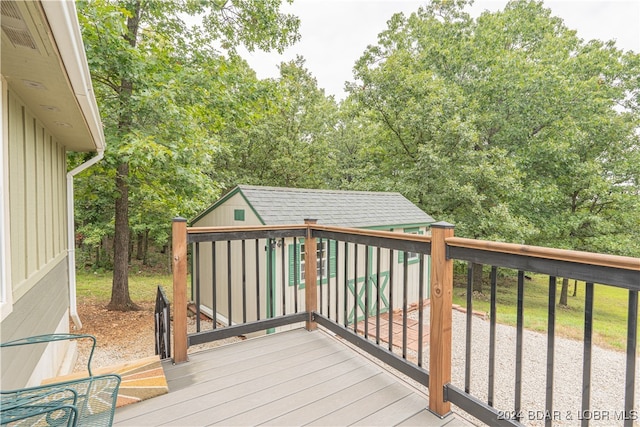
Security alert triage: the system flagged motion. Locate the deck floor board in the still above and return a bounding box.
[114,328,468,426]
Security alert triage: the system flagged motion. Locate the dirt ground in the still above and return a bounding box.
[71,300,157,369]
[71,299,238,371]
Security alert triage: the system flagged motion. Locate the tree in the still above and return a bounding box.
[342,0,640,256]
[219,56,339,189]
[76,0,300,310]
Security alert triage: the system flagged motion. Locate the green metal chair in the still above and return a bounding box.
[1,334,121,426]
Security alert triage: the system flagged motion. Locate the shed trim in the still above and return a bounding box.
[190,186,266,225]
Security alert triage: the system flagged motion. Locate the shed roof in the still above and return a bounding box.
[192,185,435,228]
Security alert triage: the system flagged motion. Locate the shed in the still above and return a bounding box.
[190,185,435,328]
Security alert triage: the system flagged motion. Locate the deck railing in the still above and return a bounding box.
[154,285,171,360]
[171,218,639,426]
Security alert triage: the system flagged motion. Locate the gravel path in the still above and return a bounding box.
[414,307,639,426]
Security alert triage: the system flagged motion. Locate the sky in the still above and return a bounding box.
[240,0,640,100]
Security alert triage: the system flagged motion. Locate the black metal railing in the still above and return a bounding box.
[445,238,639,427]
[154,285,171,359]
[188,226,309,345]
[309,226,431,385]
[187,224,432,386]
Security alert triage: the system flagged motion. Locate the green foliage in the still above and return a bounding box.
[341,0,640,255]
[74,0,302,274]
[218,56,340,189]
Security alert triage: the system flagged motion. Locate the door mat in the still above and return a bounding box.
[43,355,169,407]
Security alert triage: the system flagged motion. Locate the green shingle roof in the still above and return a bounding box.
[195,185,435,228]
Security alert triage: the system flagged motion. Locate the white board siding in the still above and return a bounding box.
[7,88,67,300]
[194,231,431,329]
[194,192,262,227]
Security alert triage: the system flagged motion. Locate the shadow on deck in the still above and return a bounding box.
[114,328,472,426]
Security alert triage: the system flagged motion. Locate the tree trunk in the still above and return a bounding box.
[559,277,569,306]
[136,232,144,260]
[572,279,578,297]
[142,229,149,266]
[472,263,483,294]
[108,163,138,311]
[107,1,142,311]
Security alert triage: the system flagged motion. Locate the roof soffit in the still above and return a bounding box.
[1,1,102,152]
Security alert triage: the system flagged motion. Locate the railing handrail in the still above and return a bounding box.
[187,224,308,233]
[447,237,640,271]
[311,224,432,243]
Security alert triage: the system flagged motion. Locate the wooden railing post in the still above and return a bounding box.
[304,219,318,331]
[429,221,454,416]
[172,217,188,363]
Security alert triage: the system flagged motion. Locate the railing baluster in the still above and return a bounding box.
[281,238,286,316]
[515,270,525,421]
[376,247,381,345]
[581,282,594,427]
[327,239,332,319]
[335,241,339,322]
[364,245,370,339]
[388,249,394,351]
[227,240,232,326]
[465,262,473,394]
[293,237,298,314]
[624,290,638,427]
[418,255,425,368]
[267,238,273,319]
[195,242,201,332]
[319,238,324,316]
[353,243,359,334]
[212,241,217,329]
[488,266,497,406]
[403,254,408,359]
[241,239,247,324]
[255,239,260,321]
[546,276,557,427]
[343,241,349,328]
[304,219,318,331]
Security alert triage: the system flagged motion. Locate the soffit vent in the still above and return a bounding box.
[1,1,37,50]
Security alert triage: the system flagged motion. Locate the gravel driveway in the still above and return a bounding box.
[417,308,639,426]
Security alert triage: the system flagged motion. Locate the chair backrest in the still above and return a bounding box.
[1,334,121,427]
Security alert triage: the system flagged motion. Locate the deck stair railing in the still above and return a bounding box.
[154,285,171,360]
[171,217,639,427]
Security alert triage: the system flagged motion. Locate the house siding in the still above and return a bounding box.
[0,257,69,389]
[7,88,68,301]
[1,85,71,388]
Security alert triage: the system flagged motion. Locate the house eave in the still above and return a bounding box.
[1,1,104,152]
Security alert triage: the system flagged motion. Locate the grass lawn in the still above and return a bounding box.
[76,271,174,303]
[452,271,637,351]
[77,270,636,352]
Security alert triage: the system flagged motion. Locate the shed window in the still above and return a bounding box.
[289,239,336,288]
[234,209,245,221]
[399,227,423,264]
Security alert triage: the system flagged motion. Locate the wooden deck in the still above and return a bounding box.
[114,328,470,426]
